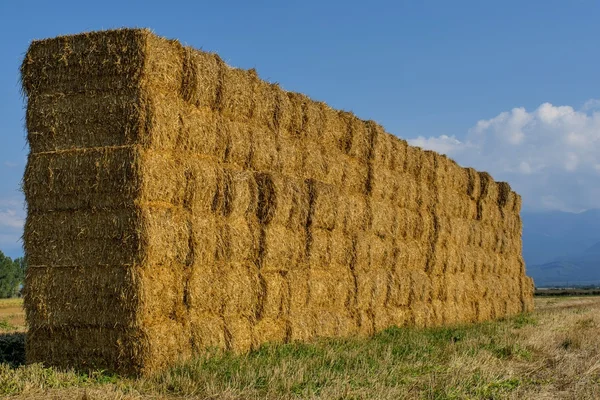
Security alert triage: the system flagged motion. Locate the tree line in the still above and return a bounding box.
[0,251,26,298]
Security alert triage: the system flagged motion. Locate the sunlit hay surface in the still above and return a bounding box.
[21,28,534,375]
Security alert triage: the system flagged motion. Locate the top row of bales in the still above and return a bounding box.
[22,30,521,225]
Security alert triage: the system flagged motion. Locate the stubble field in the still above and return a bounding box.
[0,296,599,399]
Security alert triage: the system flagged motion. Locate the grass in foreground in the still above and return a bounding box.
[0,297,599,399]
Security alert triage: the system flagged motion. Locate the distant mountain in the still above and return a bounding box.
[521,209,600,286]
[521,209,600,266]
[527,241,600,287]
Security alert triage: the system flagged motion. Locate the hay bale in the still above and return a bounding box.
[22,28,534,375]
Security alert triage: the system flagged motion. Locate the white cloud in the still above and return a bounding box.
[409,100,600,212]
[407,134,467,155]
[3,161,18,168]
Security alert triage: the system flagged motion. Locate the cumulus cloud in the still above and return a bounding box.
[408,101,600,212]
[408,135,467,155]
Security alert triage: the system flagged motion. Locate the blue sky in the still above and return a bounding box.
[1,0,600,257]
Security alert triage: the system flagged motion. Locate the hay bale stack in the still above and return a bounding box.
[22,28,534,375]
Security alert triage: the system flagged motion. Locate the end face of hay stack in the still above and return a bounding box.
[22,28,534,375]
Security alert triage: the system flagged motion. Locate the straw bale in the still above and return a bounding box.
[302,140,329,181]
[285,92,310,137]
[313,310,348,338]
[373,307,395,332]
[216,63,258,122]
[371,167,399,203]
[371,200,398,239]
[307,228,333,269]
[180,49,221,108]
[224,120,252,169]
[144,33,185,93]
[224,315,254,352]
[228,170,259,218]
[28,319,190,375]
[340,156,370,195]
[404,145,422,178]
[396,208,423,241]
[386,307,409,327]
[254,317,288,345]
[140,92,182,150]
[372,130,395,171]
[252,80,278,129]
[288,268,310,312]
[187,262,223,314]
[278,137,305,177]
[465,167,481,200]
[416,181,436,212]
[429,274,448,302]
[221,263,261,317]
[25,266,139,327]
[289,311,315,342]
[520,276,535,311]
[138,151,186,206]
[219,216,261,265]
[287,269,314,341]
[418,150,437,187]
[320,105,348,154]
[409,270,432,304]
[395,174,418,210]
[271,87,293,133]
[448,217,470,248]
[178,106,227,158]
[430,299,445,325]
[411,302,433,328]
[26,326,146,374]
[330,230,354,267]
[307,179,338,230]
[139,206,190,266]
[187,159,221,215]
[249,125,280,172]
[262,224,306,272]
[25,208,193,267]
[300,98,325,140]
[387,269,412,308]
[368,235,396,272]
[309,226,356,270]
[24,147,139,212]
[191,215,218,266]
[257,271,289,320]
[336,194,371,233]
[395,240,428,271]
[26,92,142,153]
[341,114,374,162]
[307,266,354,310]
[258,173,310,230]
[21,29,148,97]
[434,154,460,191]
[189,311,227,350]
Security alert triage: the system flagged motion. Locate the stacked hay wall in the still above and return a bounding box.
[21,28,534,375]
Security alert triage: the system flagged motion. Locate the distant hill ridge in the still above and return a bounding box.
[522,209,600,286]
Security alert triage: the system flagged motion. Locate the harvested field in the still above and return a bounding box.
[0,297,598,399]
[21,28,534,375]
